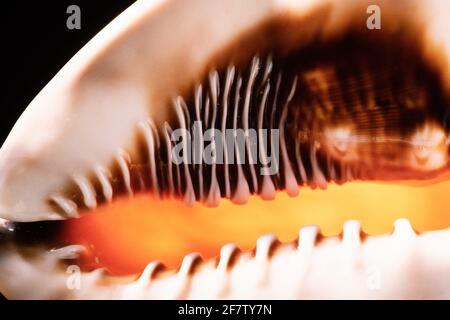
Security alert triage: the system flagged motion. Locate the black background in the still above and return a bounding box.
[1,1,135,144]
[0,300,446,316]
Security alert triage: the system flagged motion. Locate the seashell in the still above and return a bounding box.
[1,0,450,299]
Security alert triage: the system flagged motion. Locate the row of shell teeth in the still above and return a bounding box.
[47,56,333,218]
[42,218,432,299]
[50,218,416,263]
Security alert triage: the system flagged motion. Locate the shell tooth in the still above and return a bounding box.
[94,165,113,203]
[72,174,97,210]
[244,234,278,287]
[173,97,197,205]
[393,218,417,239]
[310,141,328,190]
[137,120,160,197]
[231,163,250,204]
[136,261,163,286]
[221,66,235,199]
[216,243,238,273]
[242,56,260,193]
[279,76,299,197]
[115,149,133,196]
[213,243,238,298]
[169,253,201,299]
[341,220,363,266]
[177,252,201,278]
[48,245,86,260]
[259,175,276,200]
[49,195,79,218]
[297,225,319,252]
[255,234,277,262]
[257,82,276,201]
[342,220,362,247]
[86,268,109,284]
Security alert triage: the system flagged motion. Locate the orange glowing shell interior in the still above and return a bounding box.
[63,180,450,275]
